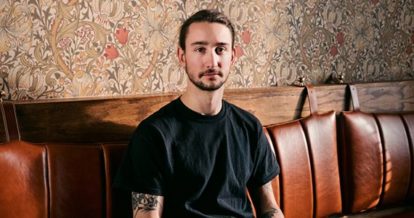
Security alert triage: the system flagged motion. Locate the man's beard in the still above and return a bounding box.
[186,67,228,91]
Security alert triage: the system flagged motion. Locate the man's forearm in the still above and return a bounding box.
[251,182,285,218]
[132,192,163,218]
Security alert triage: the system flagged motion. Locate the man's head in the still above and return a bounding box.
[177,10,236,92]
[179,9,235,51]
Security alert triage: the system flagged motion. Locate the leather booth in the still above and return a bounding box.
[0,142,131,218]
[1,82,413,217]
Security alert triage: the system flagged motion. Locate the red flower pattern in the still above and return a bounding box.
[104,44,119,60]
[336,32,345,47]
[115,27,129,45]
[330,46,338,56]
[241,30,251,44]
[235,45,244,58]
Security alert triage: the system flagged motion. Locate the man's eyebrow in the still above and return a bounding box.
[190,41,230,46]
[216,42,230,46]
[190,41,208,46]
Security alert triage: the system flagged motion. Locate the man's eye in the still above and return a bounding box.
[195,47,206,53]
[215,47,225,54]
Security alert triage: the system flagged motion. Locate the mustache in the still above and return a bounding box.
[199,69,223,77]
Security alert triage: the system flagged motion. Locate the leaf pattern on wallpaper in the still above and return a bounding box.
[0,0,413,100]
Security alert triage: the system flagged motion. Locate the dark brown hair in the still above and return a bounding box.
[178,9,235,50]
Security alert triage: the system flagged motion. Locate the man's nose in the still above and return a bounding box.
[204,50,219,69]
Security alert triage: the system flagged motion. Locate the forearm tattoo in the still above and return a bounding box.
[131,192,159,212]
[259,208,279,218]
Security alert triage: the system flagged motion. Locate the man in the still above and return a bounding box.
[115,9,284,218]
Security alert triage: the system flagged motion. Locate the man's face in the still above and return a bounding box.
[178,22,235,91]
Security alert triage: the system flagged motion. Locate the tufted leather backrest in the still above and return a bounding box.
[266,86,342,218]
[0,141,129,218]
[0,141,48,218]
[47,144,106,218]
[402,113,414,200]
[102,144,132,218]
[340,111,384,212]
[340,85,414,213]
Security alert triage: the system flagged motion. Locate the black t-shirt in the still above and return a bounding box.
[114,98,279,217]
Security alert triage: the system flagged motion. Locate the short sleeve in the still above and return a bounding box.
[114,121,168,196]
[247,127,280,190]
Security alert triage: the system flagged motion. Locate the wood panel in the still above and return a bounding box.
[0,107,6,143]
[0,102,20,143]
[15,94,178,143]
[3,80,414,143]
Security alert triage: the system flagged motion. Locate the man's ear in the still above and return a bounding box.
[231,47,237,65]
[177,47,186,67]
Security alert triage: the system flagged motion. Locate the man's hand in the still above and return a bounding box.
[250,182,284,218]
[132,192,164,218]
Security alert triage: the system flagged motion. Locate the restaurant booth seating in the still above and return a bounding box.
[0,81,413,217]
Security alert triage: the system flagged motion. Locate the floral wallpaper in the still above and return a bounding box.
[0,0,413,100]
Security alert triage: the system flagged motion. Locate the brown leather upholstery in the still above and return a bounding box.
[102,144,132,218]
[340,111,383,213]
[266,86,342,218]
[339,84,414,216]
[401,114,414,200]
[376,114,411,207]
[263,128,280,205]
[0,141,128,218]
[301,112,342,217]
[0,141,47,218]
[267,120,314,218]
[47,144,105,218]
[267,111,342,218]
[340,111,414,214]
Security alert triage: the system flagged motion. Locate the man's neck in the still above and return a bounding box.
[180,87,224,116]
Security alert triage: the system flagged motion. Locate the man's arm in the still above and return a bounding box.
[131,192,164,218]
[250,181,284,218]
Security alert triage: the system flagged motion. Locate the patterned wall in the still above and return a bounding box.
[0,0,413,100]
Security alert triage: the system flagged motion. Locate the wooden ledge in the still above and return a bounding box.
[1,80,413,143]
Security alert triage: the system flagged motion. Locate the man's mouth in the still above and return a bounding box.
[200,69,222,78]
